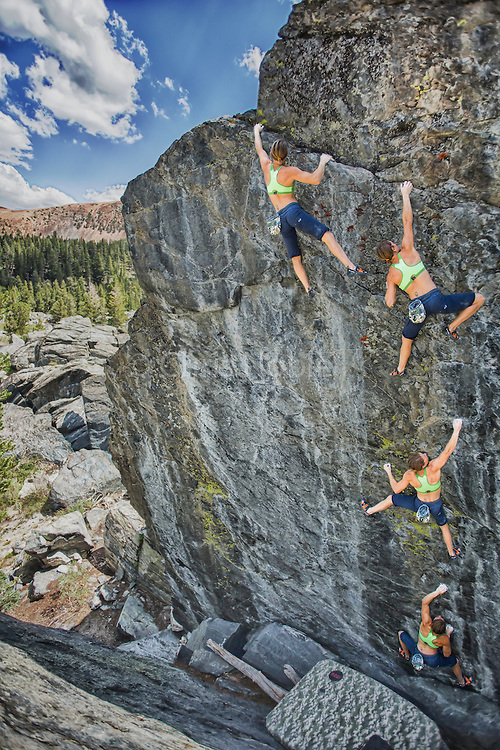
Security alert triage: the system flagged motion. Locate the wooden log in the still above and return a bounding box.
[206,639,287,703]
[283,664,301,685]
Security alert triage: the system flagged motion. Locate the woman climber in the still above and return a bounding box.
[253,123,367,296]
[398,584,473,687]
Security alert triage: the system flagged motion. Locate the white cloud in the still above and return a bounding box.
[108,11,149,68]
[239,45,265,77]
[0,0,147,141]
[0,111,32,165]
[84,184,126,202]
[178,87,191,117]
[164,77,175,90]
[0,53,20,98]
[151,101,169,120]
[0,162,75,209]
[7,103,57,138]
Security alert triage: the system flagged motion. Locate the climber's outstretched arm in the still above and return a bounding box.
[254,124,271,170]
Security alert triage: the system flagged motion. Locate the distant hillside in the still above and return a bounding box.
[0,202,126,242]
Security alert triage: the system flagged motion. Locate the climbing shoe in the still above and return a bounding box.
[360,499,371,516]
[459,675,473,688]
[306,287,315,298]
[389,367,405,377]
[443,325,459,340]
[449,548,462,560]
[347,266,368,276]
[398,646,410,661]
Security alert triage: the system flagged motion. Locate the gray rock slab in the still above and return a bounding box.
[49,449,123,507]
[117,594,159,640]
[243,623,334,689]
[0,332,24,357]
[266,660,444,750]
[0,615,280,750]
[34,316,122,366]
[9,329,46,370]
[0,402,72,465]
[3,359,104,411]
[81,374,112,450]
[103,499,145,577]
[85,507,108,535]
[186,618,247,676]
[38,510,93,551]
[0,641,213,750]
[29,569,60,601]
[118,628,181,664]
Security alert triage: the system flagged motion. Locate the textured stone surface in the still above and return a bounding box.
[117,593,159,640]
[34,316,124,366]
[103,499,145,578]
[1,402,72,465]
[266,659,444,750]
[81,374,113,450]
[186,617,247,676]
[28,569,60,601]
[243,623,334,689]
[106,3,499,748]
[0,641,212,750]
[0,614,281,750]
[49,449,124,507]
[258,0,499,206]
[117,628,181,664]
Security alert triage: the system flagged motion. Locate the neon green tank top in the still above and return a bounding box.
[391,253,426,291]
[418,626,438,648]
[267,165,294,195]
[415,467,441,494]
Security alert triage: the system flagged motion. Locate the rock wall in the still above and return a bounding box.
[107,2,499,745]
[258,0,499,206]
[0,614,278,750]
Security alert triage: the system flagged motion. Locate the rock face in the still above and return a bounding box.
[0,641,213,750]
[258,0,499,206]
[3,316,126,452]
[107,2,499,748]
[0,614,280,750]
[266,659,444,750]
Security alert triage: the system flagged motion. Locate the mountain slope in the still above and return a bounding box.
[0,202,125,242]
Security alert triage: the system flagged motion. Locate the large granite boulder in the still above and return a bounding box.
[0,641,214,750]
[3,316,128,453]
[0,614,280,750]
[103,499,145,578]
[243,623,334,690]
[258,0,499,206]
[48,449,124,508]
[266,659,444,750]
[34,316,125,366]
[1,402,72,465]
[106,2,498,748]
[3,359,104,410]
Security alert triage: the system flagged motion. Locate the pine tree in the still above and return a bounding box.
[107,283,127,327]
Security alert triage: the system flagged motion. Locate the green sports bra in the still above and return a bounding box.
[415,467,441,493]
[391,253,426,291]
[418,626,438,648]
[267,165,295,195]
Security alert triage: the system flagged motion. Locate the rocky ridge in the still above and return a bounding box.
[0,201,125,242]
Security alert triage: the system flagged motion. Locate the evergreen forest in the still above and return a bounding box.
[0,234,142,334]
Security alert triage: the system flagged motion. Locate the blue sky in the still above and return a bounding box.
[0,0,298,209]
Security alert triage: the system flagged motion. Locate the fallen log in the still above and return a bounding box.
[283,664,300,685]
[206,639,287,703]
